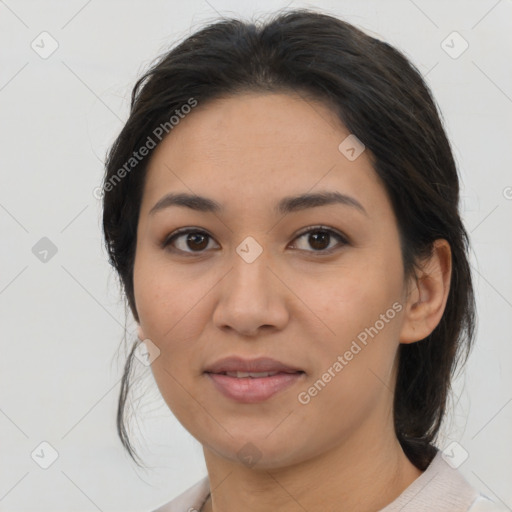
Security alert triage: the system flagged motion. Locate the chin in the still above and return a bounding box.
[202,432,310,470]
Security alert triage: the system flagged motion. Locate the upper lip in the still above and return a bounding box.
[204,356,304,374]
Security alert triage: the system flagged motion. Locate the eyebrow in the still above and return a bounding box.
[149,190,368,217]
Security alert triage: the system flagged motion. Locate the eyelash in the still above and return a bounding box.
[161,225,349,257]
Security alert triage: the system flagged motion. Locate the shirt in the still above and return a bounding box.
[151,449,507,511]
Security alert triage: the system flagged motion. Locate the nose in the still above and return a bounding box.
[212,250,289,337]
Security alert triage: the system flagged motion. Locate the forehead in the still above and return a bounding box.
[151,92,347,159]
[140,92,386,218]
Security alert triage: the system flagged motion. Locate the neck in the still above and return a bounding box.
[201,420,424,512]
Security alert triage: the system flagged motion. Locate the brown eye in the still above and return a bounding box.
[291,226,348,254]
[308,230,331,250]
[162,225,347,257]
[162,229,218,254]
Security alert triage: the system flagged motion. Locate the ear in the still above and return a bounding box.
[399,239,452,344]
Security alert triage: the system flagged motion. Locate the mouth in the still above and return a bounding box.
[203,356,306,403]
[205,372,305,403]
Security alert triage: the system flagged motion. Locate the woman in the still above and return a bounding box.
[101,9,504,512]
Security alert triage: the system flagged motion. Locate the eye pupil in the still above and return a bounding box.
[187,232,208,250]
[309,231,330,250]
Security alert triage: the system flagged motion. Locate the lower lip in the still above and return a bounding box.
[205,372,305,403]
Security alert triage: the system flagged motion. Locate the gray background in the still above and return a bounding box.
[0,0,511,510]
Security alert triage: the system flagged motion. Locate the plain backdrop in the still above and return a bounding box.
[0,1,511,511]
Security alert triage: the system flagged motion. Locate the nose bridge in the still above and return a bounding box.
[212,236,288,334]
[229,236,273,302]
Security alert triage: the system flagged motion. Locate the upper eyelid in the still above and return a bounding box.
[294,225,347,240]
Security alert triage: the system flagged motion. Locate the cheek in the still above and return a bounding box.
[134,242,185,329]
[135,270,204,344]
[294,276,402,445]
[133,262,208,415]
[300,249,404,388]
[304,256,403,336]
[133,266,170,340]
[133,252,216,387]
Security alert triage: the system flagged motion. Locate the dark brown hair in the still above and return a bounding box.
[102,8,475,470]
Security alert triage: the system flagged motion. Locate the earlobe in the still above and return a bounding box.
[399,239,452,344]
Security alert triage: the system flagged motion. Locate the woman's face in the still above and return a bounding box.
[133,92,414,468]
